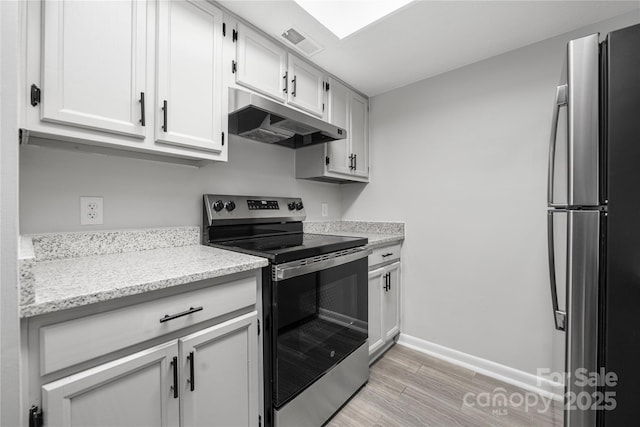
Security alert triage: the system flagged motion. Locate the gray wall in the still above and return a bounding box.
[342,11,640,375]
[20,136,343,233]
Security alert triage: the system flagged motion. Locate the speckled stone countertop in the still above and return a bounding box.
[20,227,267,318]
[28,226,202,261]
[304,221,404,248]
[19,236,36,306]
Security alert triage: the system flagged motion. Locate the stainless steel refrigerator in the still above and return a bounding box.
[547,23,640,426]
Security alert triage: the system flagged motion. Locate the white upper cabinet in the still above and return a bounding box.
[41,0,147,138]
[296,77,369,183]
[232,28,325,117]
[24,0,360,166]
[326,79,352,175]
[156,0,224,153]
[235,22,287,102]
[24,0,227,163]
[350,91,369,178]
[287,54,325,117]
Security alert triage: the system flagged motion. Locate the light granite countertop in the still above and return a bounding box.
[304,221,404,248]
[20,227,268,318]
[20,222,402,317]
[21,244,267,318]
[318,231,403,248]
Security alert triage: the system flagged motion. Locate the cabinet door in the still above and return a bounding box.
[287,54,325,117]
[368,267,385,356]
[41,0,146,138]
[326,78,352,176]
[180,311,259,427]
[156,0,224,152]
[383,262,401,341]
[235,23,287,102]
[350,92,369,178]
[42,341,179,427]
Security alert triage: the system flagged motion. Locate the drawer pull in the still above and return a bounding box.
[159,306,203,323]
[381,253,394,258]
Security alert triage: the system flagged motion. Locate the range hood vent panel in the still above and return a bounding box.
[228,89,346,149]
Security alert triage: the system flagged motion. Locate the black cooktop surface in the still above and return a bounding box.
[208,233,368,264]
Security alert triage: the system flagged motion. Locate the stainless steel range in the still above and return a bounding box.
[202,194,370,427]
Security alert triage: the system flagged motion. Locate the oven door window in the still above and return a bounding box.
[273,257,368,408]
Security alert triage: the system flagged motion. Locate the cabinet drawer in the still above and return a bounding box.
[40,276,256,375]
[369,243,401,267]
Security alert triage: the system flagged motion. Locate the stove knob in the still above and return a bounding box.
[212,200,224,212]
[295,201,304,211]
[225,201,236,212]
[288,202,296,211]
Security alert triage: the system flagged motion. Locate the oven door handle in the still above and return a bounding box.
[273,247,372,281]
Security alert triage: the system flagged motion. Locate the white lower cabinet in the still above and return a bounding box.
[41,312,258,427]
[42,341,179,427]
[382,262,401,341]
[25,273,262,427]
[368,245,401,364]
[368,267,385,356]
[180,312,259,427]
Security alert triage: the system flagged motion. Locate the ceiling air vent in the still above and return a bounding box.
[280,27,323,57]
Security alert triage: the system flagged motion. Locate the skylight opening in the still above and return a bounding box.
[294,0,413,39]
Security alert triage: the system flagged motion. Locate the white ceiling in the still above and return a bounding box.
[219,1,640,96]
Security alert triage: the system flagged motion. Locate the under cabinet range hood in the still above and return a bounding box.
[228,88,346,149]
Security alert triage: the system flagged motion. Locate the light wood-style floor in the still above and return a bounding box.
[327,344,563,427]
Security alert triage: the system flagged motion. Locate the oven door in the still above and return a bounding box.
[271,248,370,409]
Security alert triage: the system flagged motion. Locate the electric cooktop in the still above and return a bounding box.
[202,194,367,264]
[208,233,367,264]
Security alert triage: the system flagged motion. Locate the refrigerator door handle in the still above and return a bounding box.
[547,210,567,331]
[547,84,568,208]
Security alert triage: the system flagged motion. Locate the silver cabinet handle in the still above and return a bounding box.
[547,211,566,331]
[547,84,567,207]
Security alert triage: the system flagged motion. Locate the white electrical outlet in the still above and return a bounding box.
[321,203,328,217]
[80,197,104,225]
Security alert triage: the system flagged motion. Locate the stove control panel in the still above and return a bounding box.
[248,199,279,210]
[204,194,306,226]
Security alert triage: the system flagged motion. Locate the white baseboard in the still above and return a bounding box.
[397,333,564,400]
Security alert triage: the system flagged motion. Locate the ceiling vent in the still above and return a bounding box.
[280,27,324,57]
